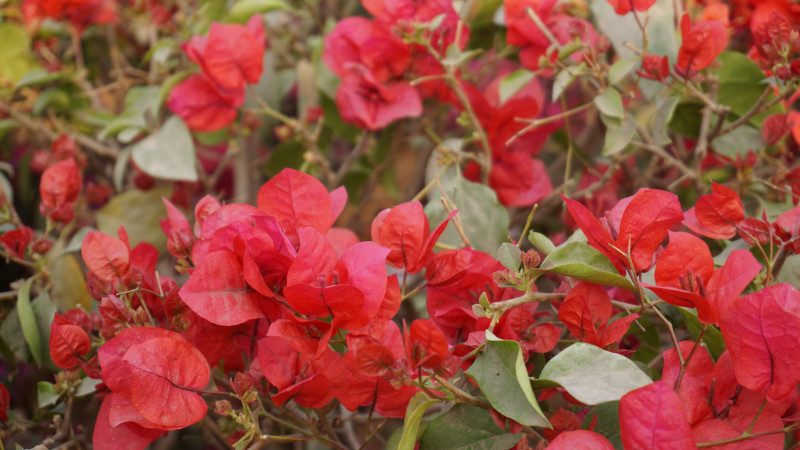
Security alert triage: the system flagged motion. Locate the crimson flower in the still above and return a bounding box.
[335,66,422,131]
[605,0,657,16]
[676,14,728,74]
[22,0,116,33]
[39,158,82,223]
[182,16,266,91]
[166,73,245,132]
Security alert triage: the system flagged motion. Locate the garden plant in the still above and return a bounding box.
[3,0,800,448]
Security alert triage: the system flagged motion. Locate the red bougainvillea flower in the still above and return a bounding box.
[558,282,639,348]
[676,14,728,74]
[426,248,523,343]
[0,383,9,423]
[719,283,800,403]
[92,393,164,450]
[371,201,454,274]
[335,66,422,130]
[0,226,34,259]
[637,54,670,82]
[647,231,761,325]
[160,197,194,259]
[661,341,716,426]
[39,157,81,223]
[22,0,116,33]
[166,73,245,132]
[606,0,657,15]
[762,113,793,146]
[256,168,346,235]
[323,17,411,83]
[96,327,210,432]
[404,319,449,371]
[691,351,789,448]
[81,228,131,283]
[505,0,603,72]
[563,188,684,272]
[284,227,390,331]
[182,16,266,91]
[619,381,697,449]
[683,183,744,239]
[50,313,91,370]
[328,321,420,417]
[548,430,614,449]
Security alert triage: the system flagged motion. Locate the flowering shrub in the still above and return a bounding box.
[3,0,800,449]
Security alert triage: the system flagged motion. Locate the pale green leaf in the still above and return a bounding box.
[130,116,198,182]
[465,332,549,428]
[539,343,652,405]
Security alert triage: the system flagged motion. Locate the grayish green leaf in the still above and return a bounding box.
[419,404,521,450]
[424,174,509,254]
[595,89,624,119]
[497,243,522,270]
[130,116,198,182]
[465,332,549,428]
[539,242,635,291]
[17,279,42,365]
[499,69,535,104]
[398,393,438,450]
[539,343,652,405]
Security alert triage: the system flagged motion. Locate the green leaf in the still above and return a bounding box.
[608,58,639,86]
[583,402,623,449]
[225,0,289,23]
[539,343,652,405]
[1,307,29,362]
[651,96,680,146]
[669,101,703,137]
[75,377,103,397]
[558,42,585,61]
[0,119,18,141]
[595,89,624,119]
[465,332,550,428]
[265,139,305,176]
[714,51,784,128]
[552,67,577,101]
[17,279,42,365]
[48,254,92,311]
[61,227,94,255]
[398,393,438,450]
[113,146,132,192]
[130,116,198,182]
[678,308,726,360]
[37,381,60,408]
[32,89,71,116]
[100,86,163,141]
[528,231,556,256]
[497,243,522,271]
[0,23,36,83]
[32,290,57,368]
[539,242,635,291]
[499,69,535,104]
[424,174,509,254]
[0,332,16,370]
[601,113,637,156]
[96,188,169,250]
[464,0,504,29]
[711,124,764,159]
[15,68,67,89]
[419,404,522,450]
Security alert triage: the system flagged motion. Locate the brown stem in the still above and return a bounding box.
[433,374,491,409]
[674,325,705,392]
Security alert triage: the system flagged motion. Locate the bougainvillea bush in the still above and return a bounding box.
[5,0,800,448]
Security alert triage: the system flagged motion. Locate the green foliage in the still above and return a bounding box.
[539,343,653,405]
[465,332,550,428]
